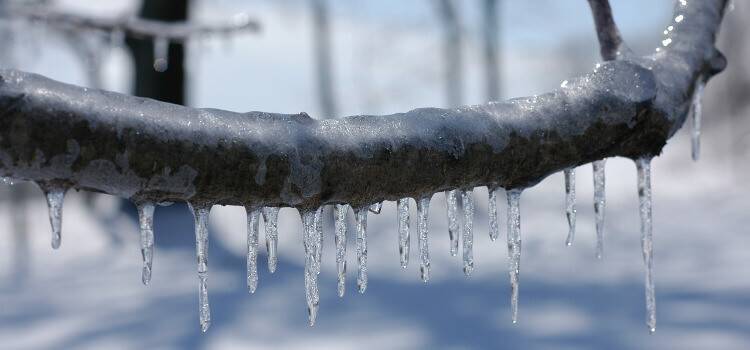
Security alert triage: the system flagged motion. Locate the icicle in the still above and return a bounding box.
[301,210,320,326]
[461,190,474,276]
[417,195,431,283]
[506,189,523,324]
[314,207,324,274]
[153,36,169,72]
[246,207,261,294]
[593,160,606,259]
[636,157,656,334]
[564,168,577,246]
[445,190,460,256]
[354,207,368,293]
[262,207,280,273]
[369,202,383,214]
[137,202,155,286]
[488,187,500,242]
[39,183,67,250]
[691,80,705,161]
[188,202,212,333]
[397,198,410,269]
[335,204,348,297]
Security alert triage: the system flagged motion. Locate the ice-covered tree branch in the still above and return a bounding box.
[0,0,728,211]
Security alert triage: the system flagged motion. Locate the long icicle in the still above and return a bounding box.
[488,187,500,242]
[593,160,607,259]
[314,207,324,275]
[334,204,348,297]
[188,202,212,333]
[137,202,155,286]
[262,207,280,273]
[246,207,261,294]
[417,195,431,283]
[397,198,410,269]
[506,189,523,324]
[636,157,656,334]
[691,79,705,161]
[355,206,368,293]
[461,189,474,276]
[445,190,460,256]
[564,168,577,246]
[301,210,320,326]
[39,183,68,250]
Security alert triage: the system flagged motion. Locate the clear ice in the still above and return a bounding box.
[137,202,155,286]
[636,157,656,333]
[564,168,577,246]
[488,187,500,242]
[506,189,522,324]
[417,195,431,283]
[41,184,67,250]
[189,203,212,333]
[397,198,410,269]
[335,204,348,297]
[301,210,321,326]
[246,208,261,294]
[369,202,383,214]
[355,207,368,293]
[593,160,607,259]
[691,80,705,161]
[262,207,280,273]
[461,189,474,276]
[445,190,460,256]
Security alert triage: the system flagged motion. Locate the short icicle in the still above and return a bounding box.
[246,207,261,294]
[417,195,432,283]
[354,207,368,293]
[188,202,212,333]
[262,207,280,273]
[564,168,577,246]
[461,189,474,276]
[593,160,607,259]
[636,157,657,334]
[445,190,460,256]
[369,202,383,214]
[39,182,68,250]
[334,204,348,297]
[488,187,500,242]
[153,36,169,72]
[301,209,322,326]
[397,198,410,269]
[506,189,523,324]
[691,80,705,161]
[136,202,155,286]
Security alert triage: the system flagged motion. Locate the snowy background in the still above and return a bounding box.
[1,0,749,349]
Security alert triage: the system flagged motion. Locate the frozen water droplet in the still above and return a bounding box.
[461,190,474,276]
[334,204,348,297]
[39,183,67,250]
[301,210,320,326]
[636,157,656,333]
[188,202,212,333]
[369,202,383,214]
[488,187,501,241]
[262,207,280,273]
[417,195,431,283]
[137,202,155,285]
[153,36,169,72]
[506,189,523,324]
[691,80,705,161]
[445,190,460,256]
[564,168,577,246]
[246,207,261,294]
[354,207,368,293]
[397,198,410,269]
[593,160,607,259]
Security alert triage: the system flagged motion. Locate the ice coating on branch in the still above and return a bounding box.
[153,36,169,72]
[488,187,500,242]
[461,189,474,276]
[691,80,705,161]
[262,207,280,273]
[246,208,260,294]
[564,168,577,246]
[334,204,348,297]
[137,202,155,285]
[506,189,522,324]
[445,190,460,257]
[369,202,383,214]
[593,160,606,259]
[301,210,321,326]
[397,198,410,269]
[355,207,368,293]
[39,183,67,250]
[636,157,656,334]
[417,195,431,283]
[188,203,211,333]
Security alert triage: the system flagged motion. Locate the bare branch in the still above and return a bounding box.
[587,0,625,60]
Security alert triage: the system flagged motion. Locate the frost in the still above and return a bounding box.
[334,204,348,297]
[137,202,155,286]
[397,198,410,269]
[188,202,212,333]
[691,80,705,161]
[445,190,460,256]
[506,189,522,324]
[355,207,368,293]
[39,183,67,250]
[262,207,280,273]
[636,157,656,333]
[461,189,474,276]
[488,187,500,241]
[246,207,261,294]
[593,160,606,259]
[564,168,577,246]
[417,195,431,283]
